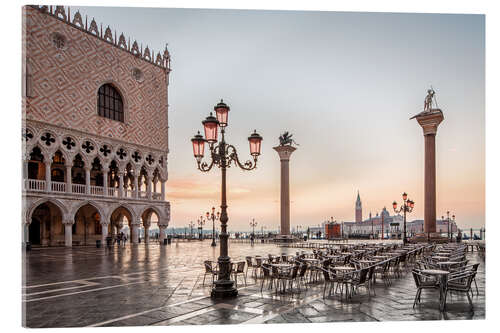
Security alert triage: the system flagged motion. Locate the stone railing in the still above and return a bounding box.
[24,178,163,201]
[72,184,86,194]
[51,181,66,193]
[25,179,46,192]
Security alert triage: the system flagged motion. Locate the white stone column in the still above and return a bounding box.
[147,175,153,200]
[101,222,108,244]
[161,181,165,201]
[133,175,139,198]
[44,160,52,191]
[65,163,72,193]
[23,159,28,181]
[273,145,297,236]
[144,224,150,243]
[85,166,91,194]
[23,222,29,243]
[131,218,140,244]
[103,168,108,196]
[64,221,73,247]
[159,225,167,243]
[118,172,124,198]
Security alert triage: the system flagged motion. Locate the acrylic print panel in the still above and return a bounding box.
[21,3,485,328]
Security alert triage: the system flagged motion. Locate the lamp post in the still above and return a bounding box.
[451,214,455,240]
[261,225,266,238]
[250,219,258,238]
[198,216,206,240]
[392,192,415,244]
[207,207,220,247]
[191,99,263,299]
[188,221,195,239]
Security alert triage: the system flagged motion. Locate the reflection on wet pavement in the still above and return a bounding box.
[22,241,485,327]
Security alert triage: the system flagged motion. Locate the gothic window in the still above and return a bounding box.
[51,168,64,183]
[53,151,65,165]
[51,32,66,50]
[91,157,103,187]
[72,154,85,185]
[28,147,44,180]
[97,84,124,122]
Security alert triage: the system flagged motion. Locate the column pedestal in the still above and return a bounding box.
[273,145,297,237]
[413,109,444,235]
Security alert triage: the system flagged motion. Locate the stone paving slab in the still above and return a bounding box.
[23,241,485,327]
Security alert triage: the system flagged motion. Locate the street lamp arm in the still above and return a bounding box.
[226,144,258,171]
[197,145,219,172]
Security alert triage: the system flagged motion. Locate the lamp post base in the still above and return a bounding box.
[211,280,238,298]
[211,240,216,247]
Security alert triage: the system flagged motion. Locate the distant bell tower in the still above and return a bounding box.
[355,190,362,222]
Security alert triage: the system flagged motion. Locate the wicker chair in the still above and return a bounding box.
[320,267,336,298]
[232,261,247,287]
[444,270,476,310]
[260,263,273,292]
[345,267,370,299]
[411,269,439,308]
[245,256,254,278]
[281,264,300,292]
[203,260,218,286]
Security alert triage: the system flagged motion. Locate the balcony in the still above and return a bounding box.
[23,178,165,202]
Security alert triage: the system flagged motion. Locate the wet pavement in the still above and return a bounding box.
[22,240,485,327]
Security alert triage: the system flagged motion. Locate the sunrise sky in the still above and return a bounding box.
[75,6,485,231]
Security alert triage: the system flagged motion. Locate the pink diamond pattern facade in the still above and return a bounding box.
[23,5,170,151]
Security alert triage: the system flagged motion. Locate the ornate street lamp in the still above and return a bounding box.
[250,219,258,237]
[198,216,206,240]
[191,99,263,299]
[392,192,415,244]
[207,207,220,247]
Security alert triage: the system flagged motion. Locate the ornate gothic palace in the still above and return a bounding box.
[22,5,171,246]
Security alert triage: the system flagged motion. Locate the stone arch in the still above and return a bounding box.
[109,203,136,223]
[27,198,68,224]
[140,206,162,243]
[27,200,66,246]
[50,150,67,184]
[26,145,46,181]
[73,202,104,245]
[71,200,106,224]
[71,153,87,190]
[140,205,164,223]
[109,204,136,239]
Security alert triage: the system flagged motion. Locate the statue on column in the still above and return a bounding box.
[424,88,436,112]
[279,131,299,146]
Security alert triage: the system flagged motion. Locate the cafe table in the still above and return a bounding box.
[431,256,449,261]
